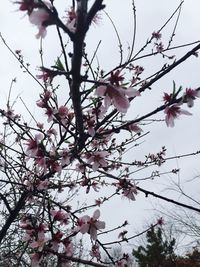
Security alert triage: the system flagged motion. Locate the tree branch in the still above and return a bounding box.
[139,42,200,93]
[137,186,200,213]
[0,192,27,244]
[70,0,88,151]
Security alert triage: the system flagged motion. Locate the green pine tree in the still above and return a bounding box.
[132,226,176,267]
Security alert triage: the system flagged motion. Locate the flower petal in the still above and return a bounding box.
[125,87,140,97]
[112,94,130,113]
[96,85,107,96]
[93,209,100,220]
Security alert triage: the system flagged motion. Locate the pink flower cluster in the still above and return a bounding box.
[20,220,48,252]
[96,70,140,113]
[25,133,71,176]
[87,151,109,171]
[116,254,132,267]
[163,88,200,127]
[20,214,74,266]
[37,90,73,125]
[15,0,53,38]
[51,209,69,224]
[115,179,137,201]
[75,209,105,240]
[65,6,101,33]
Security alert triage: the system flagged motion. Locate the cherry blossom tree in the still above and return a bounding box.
[1,0,200,266]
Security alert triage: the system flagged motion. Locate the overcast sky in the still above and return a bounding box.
[1,0,200,250]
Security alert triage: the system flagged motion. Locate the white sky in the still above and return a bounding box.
[1,0,200,251]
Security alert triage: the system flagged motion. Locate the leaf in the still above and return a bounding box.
[175,85,183,97]
[172,81,182,98]
[51,57,65,71]
[172,80,176,96]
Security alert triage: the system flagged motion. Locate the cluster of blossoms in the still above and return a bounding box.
[75,209,105,241]
[19,210,105,265]
[83,103,107,137]
[25,128,72,180]
[65,5,101,32]
[163,87,200,127]
[65,6,77,33]
[86,151,109,171]
[15,0,54,38]
[36,90,73,125]
[114,179,137,201]
[116,254,132,267]
[96,70,140,113]
[15,0,101,38]
[25,133,62,175]
[36,67,57,83]
[152,31,164,53]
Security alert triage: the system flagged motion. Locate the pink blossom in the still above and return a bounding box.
[36,68,56,83]
[35,156,48,174]
[88,125,95,137]
[123,185,137,201]
[15,0,38,13]
[128,123,143,134]
[155,42,164,53]
[50,231,63,252]
[164,104,192,127]
[47,128,57,138]
[50,160,62,175]
[65,7,76,32]
[66,7,77,22]
[152,31,162,40]
[37,122,44,129]
[115,179,137,201]
[51,209,69,224]
[63,239,74,256]
[26,134,43,157]
[30,237,46,251]
[29,8,50,38]
[183,88,200,107]
[60,148,70,166]
[163,92,172,104]
[157,217,164,226]
[36,99,46,108]
[86,117,96,137]
[76,163,86,173]
[108,70,124,86]
[20,222,34,240]
[37,90,52,107]
[90,103,107,120]
[87,151,109,171]
[91,181,100,192]
[45,107,54,122]
[116,255,132,267]
[31,252,43,267]
[96,85,140,113]
[90,244,101,260]
[116,258,132,267]
[65,6,101,32]
[30,224,48,251]
[2,107,20,122]
[76,209,105,240]
[37,178,49,190]
[57,105,69,119]
[92,130,112,148]
[134,65,144,75]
